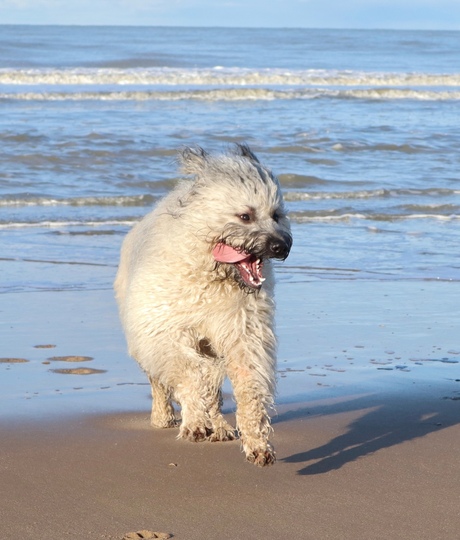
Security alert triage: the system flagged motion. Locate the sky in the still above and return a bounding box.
[0,0,459,30]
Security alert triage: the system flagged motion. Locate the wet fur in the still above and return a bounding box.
[114,144,292,466]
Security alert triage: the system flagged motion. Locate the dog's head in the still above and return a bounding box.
[177,144,292,291]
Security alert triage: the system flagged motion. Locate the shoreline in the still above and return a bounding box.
[2,279,460,538]
[2,383,460,539]
[2,280,460,420]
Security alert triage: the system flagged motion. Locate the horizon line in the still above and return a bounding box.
[0,23,458,32]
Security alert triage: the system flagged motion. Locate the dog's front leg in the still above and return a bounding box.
[226,347,276,466]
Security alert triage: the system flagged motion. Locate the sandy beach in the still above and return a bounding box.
[2,388,460,539]
[1,279,460,539]
[2,22,460,540]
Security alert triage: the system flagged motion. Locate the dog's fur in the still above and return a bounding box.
[114,144,292,466]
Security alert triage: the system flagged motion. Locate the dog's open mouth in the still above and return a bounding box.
[212,243,265,289]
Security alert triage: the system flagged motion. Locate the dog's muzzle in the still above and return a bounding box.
[266,231,292,260]
[212,231,292,290]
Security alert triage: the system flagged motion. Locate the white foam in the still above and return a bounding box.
[1,88,460,102]
[284,189,389,201]
[0,219,138,230]
[1,67,460,87]
[285,188,460,201]
[0,195,155,207]
[291,213,460,223]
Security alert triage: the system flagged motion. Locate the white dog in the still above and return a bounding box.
[114,145,292,466]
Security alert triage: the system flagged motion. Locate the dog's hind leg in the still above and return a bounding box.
[171,357,215,442]
[174,376,214,442]
[148,376,177,428]
[173,352,234,442]
[208,389,237,442]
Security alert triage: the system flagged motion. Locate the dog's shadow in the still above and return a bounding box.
[273,389,459,475]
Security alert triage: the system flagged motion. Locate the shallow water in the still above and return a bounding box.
[1,280,459,420]
[1,26,459,418]
[1,27,460,289]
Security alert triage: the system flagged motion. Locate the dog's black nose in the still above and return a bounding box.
[268,233,292,259]
[270,241,286,257]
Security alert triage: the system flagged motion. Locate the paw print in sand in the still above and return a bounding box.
[122,531,171,540]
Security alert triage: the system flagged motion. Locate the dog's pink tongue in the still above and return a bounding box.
[213,243,249,263]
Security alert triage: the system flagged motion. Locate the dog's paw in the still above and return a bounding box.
[151,416,179,429]
[179,425,213,442]
[246,448,276,467]
[209,425,237,442]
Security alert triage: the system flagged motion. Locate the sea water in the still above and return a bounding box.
[1,26,460,288]
[1,26,459,416]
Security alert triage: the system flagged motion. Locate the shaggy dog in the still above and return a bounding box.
[114,144,292,466]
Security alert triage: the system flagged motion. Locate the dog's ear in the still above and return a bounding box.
[233,143,260,164]
[178,146,209,176]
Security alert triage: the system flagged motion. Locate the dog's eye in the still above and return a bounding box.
[272,212,280,223]
[239,213,251,222]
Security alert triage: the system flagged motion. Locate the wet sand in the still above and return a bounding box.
[2,385,460,540]
[1,280,460,539]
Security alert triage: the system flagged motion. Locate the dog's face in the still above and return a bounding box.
[212,203,292,290]
[179,144,292,291]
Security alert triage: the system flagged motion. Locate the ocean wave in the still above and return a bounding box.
[285,189,389,201]
[2,188,458,210]
[284,188,460,200]
[0,219,138,229]
[1,67,460,87]
[2,211,459,229]
[0,194,156,207]
[2,88,460,102]
[290,212,460,223]
[278,173,329,186]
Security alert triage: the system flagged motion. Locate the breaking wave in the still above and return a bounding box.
[1,88,460,101]
[0,194,156,207]
[1,67,460,87]
[284,187,460,201]
[1,67,459,102]
[0,219,138,230]
[290,212,460,223]
[2,211,460,230]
